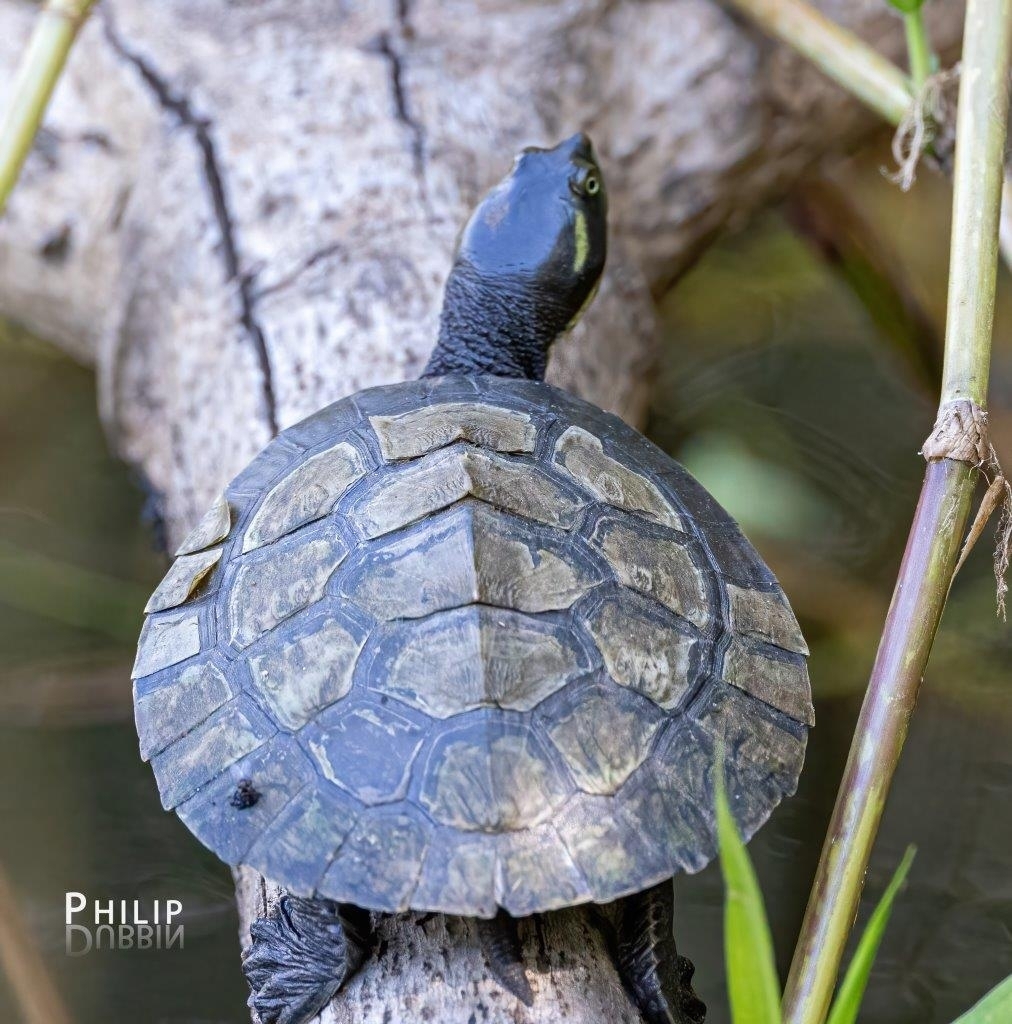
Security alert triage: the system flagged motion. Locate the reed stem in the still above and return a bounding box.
[0,0,98,214]
[904,10,935,91]
[782,3,1012,1021]
[724,0,913,124]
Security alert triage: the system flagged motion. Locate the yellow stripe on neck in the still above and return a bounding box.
[572,210,589,275]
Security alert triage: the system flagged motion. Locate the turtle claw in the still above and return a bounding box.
[616,882,706,1024]
[478,910,535,1006]
[243,895,371,1024]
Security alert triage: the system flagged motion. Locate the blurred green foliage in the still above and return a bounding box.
[716,789,1012,1024]
[824,847,915,1024]
[716,768,782,1024]
[951,975,1012,1023]
[885,0,928,15]
[715,762,916,1024]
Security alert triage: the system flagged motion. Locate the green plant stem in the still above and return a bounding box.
[783,464,975,1024]
[941,6,1010,408]
[782,3,1012,1023]
[0,0,98,214]
[824,846,915,1024]
[724,0,913,124]
[904,10,934,90]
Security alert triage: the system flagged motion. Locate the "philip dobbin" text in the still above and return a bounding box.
[65,892,184,955]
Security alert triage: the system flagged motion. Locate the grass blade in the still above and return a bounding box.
[951,974,1012,1023]
[716,769,782,1024]
[825,846,916,1024]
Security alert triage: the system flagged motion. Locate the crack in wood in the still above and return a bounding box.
[252,242,346,302]
[100,6,280,437]
[369,0,431,215]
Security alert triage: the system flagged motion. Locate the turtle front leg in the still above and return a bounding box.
[242,895,371,1024]
[616,881,706,1024]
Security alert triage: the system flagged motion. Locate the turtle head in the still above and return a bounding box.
[454,132,608,320]
[423,133,608,381]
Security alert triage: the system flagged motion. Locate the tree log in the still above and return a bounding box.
[0,1,964,1021]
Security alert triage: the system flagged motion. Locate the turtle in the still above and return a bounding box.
[133,133,813,1024]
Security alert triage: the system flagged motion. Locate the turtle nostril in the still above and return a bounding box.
[548,132,594,163]
[565,132,593,159]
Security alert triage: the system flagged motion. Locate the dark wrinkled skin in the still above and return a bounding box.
[243,135,705,1024]
[243,898,371,1024]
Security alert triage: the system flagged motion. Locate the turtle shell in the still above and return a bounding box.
[133,375,812,918]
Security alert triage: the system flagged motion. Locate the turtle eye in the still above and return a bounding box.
[570,167,601,198]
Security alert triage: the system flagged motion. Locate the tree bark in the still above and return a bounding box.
[0,1,964,1021]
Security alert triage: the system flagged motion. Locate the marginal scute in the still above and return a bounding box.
[617,760,715,874]
[245,784,361,898]
[150,700,274,809]
[586,592,697,710]
[590,518,709,629]
[247,616,361,730]
[242,441,366,553]
[227,440,300,500]
[420,725,570,832]
[553,426,682,529]
[555,793,659,899]
[376,606,584,717]
[691,685,806,789]
[411,833,497,917]
[145,547,222,613]
[319,812,430,913]
[369,402,537,460]
[704,523,776,587]
[547,683,662,795]
[281,395,361,450]
[661,716,784,842]
[351,445,585,538]
[176,493,231,555]
[176,736,316,865]
[353,376,480,420]
[133,608,202,679]
[305,704,425,803]
[495,823,591,915]
[135,658,231,760]
[722,638,814,726]
[228,533,347,648]
[727,583,809,655]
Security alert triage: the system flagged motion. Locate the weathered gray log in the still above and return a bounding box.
[0,1,964,1021]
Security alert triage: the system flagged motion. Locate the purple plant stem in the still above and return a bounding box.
[782,458,975,1023]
